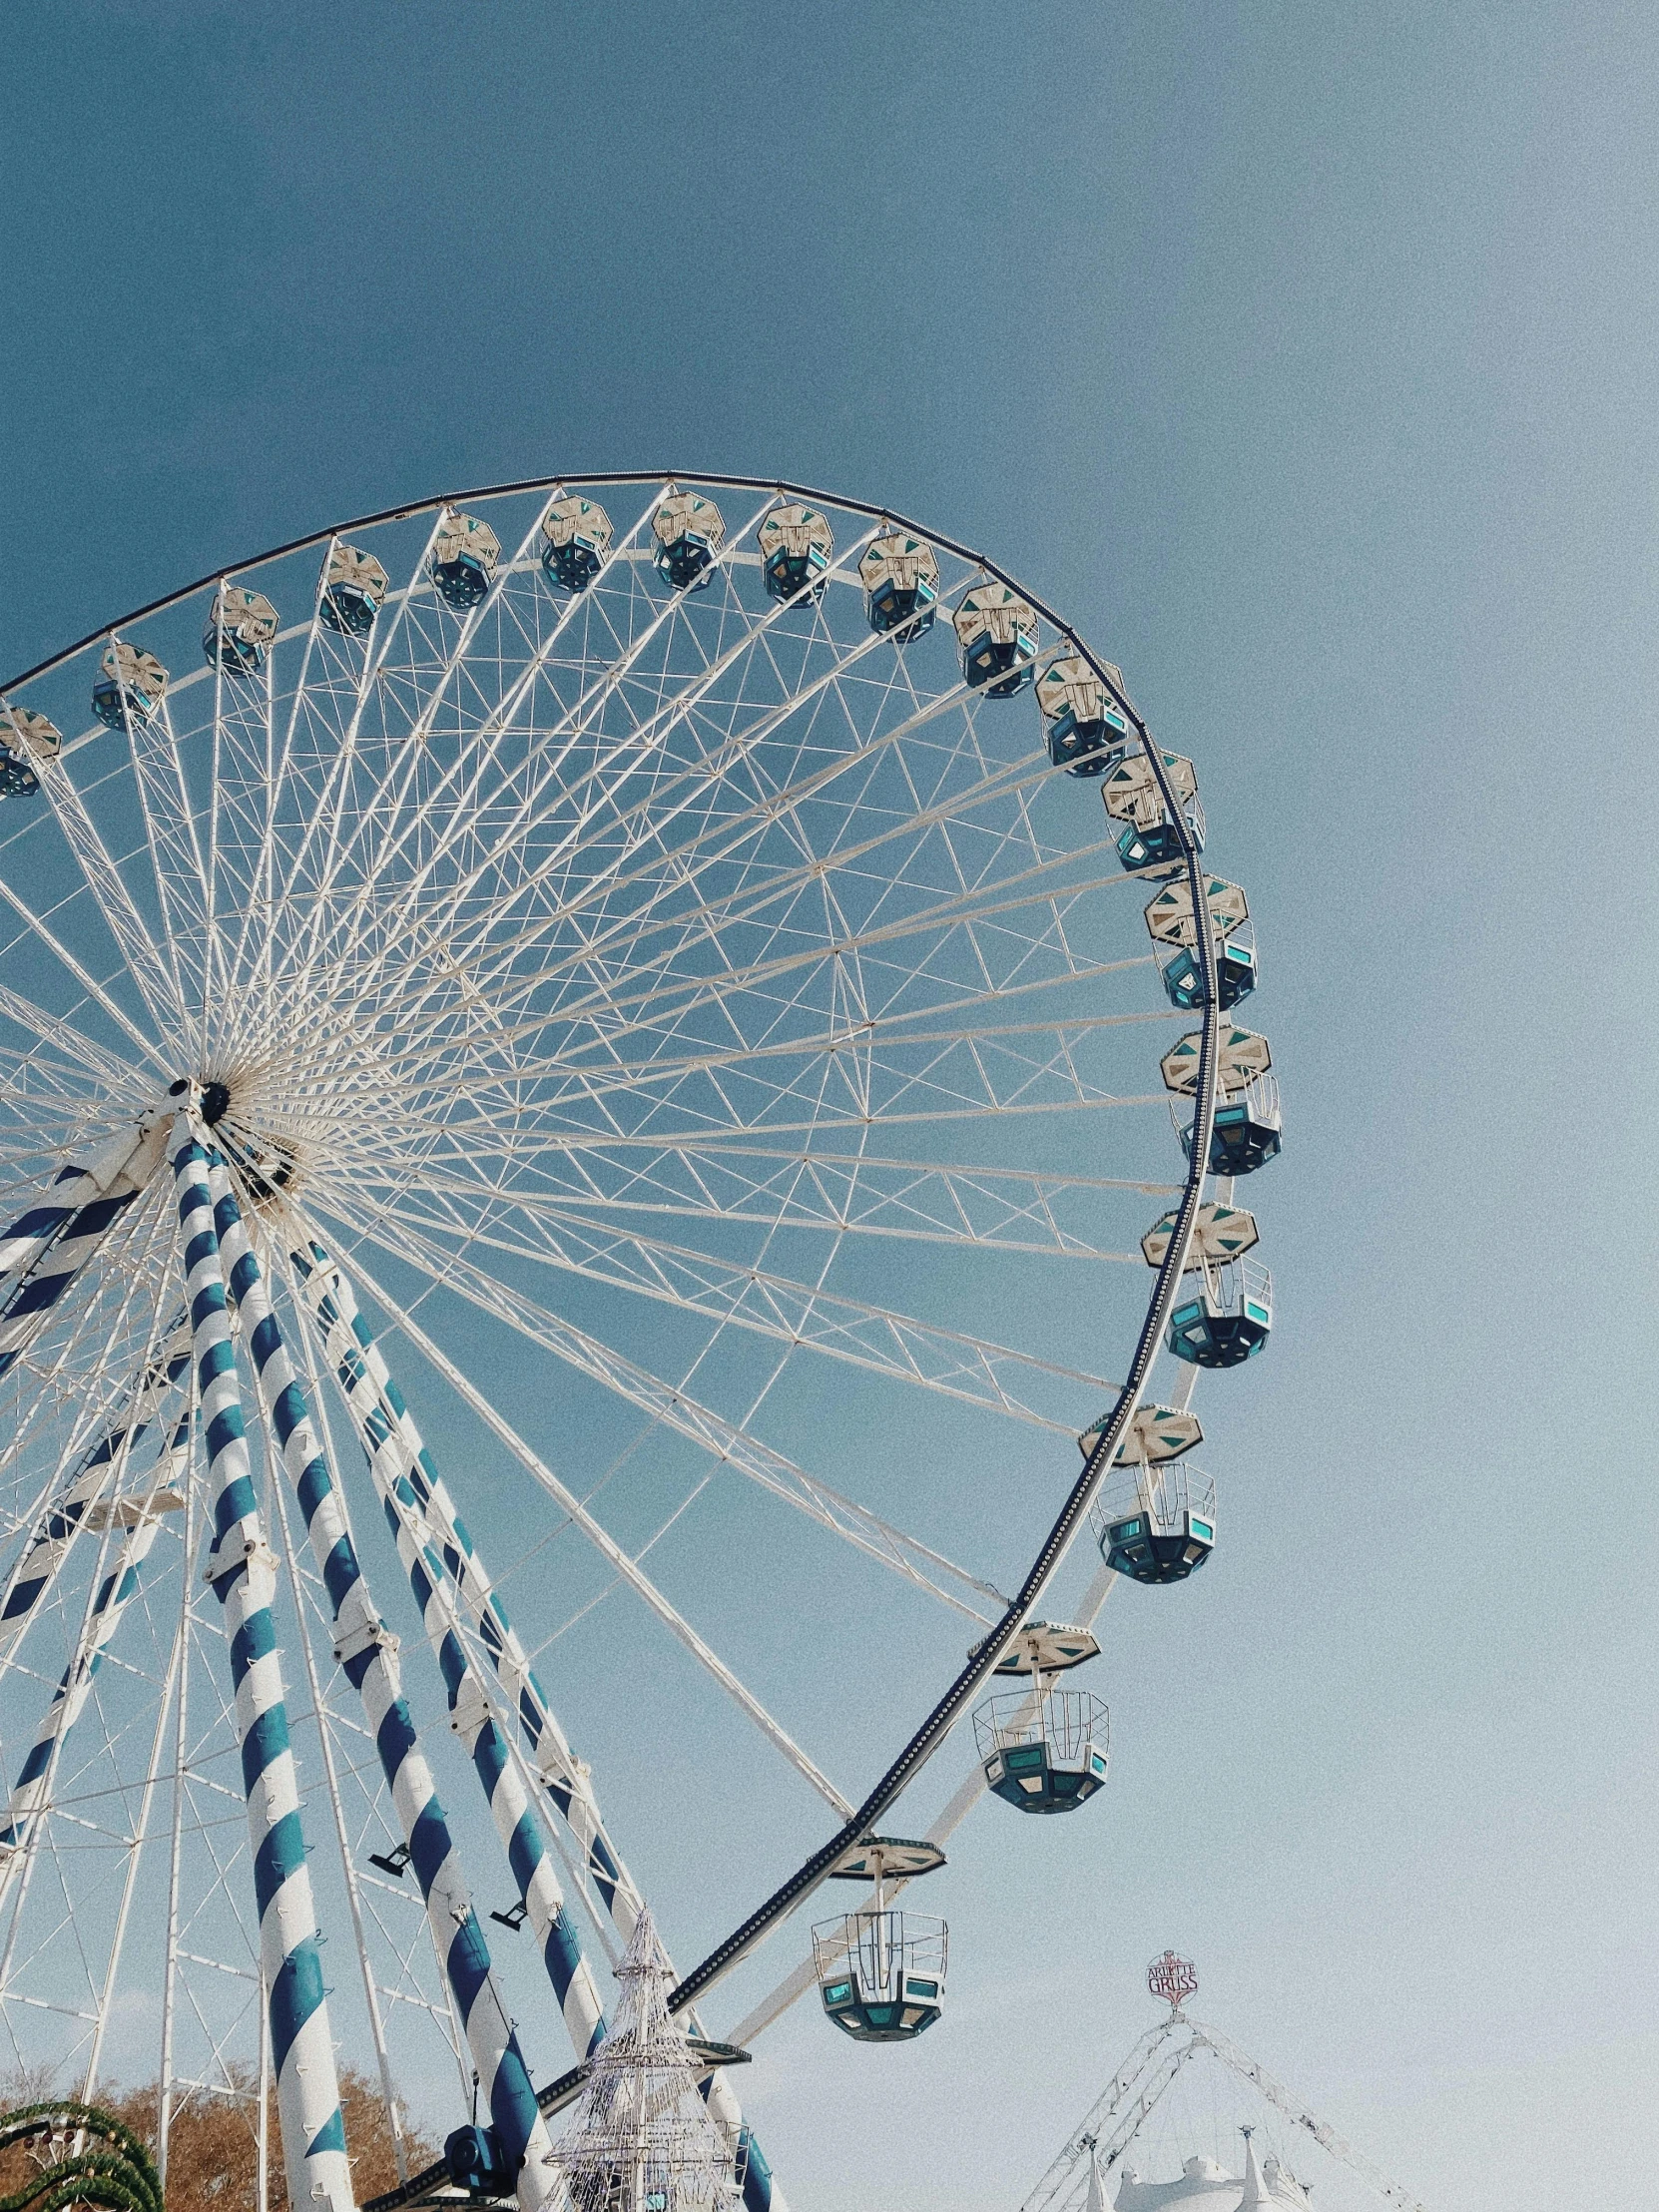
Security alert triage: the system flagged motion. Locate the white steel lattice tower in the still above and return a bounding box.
[548,1908,746,2212]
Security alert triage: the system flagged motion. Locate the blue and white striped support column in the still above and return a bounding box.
[289,1246,637,1928]
[0,1196,136,1380]
[0,1165,93,1281]
[172,1122,353,2212]
[208,1168,558,2212]
[290,1241,784,2212]
[0,1116,170,1381]
[393,1495,607,2062]
[0,1411,189,1898]
[0,1322,191,1659]
[291,1256,607,2060]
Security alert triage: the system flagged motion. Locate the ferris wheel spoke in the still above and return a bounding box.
[292,487,724,985]
[0,1322,148,1562]
[256,509,474,1039]
[31,754,188,1040]
[317,519,895,1011]
[77,1541,188,2104]
[295,484,716,981]
[369,679,1034,1039]
[280,599,979,1048]
[275,513,454,983]
[284,496,820,1041]
[102,664,216,1014]
[0,1504,134,1960]
[340,1190,1114,1430]
[214,639,302,1051]
[303,1211,1002,1621]
[203,622,273,1053]
[0,866,172,1078]
[430,836,1136,1090]
[316,1236,857,1823]
[344,847,1141,1130]
[0,1311,188,1663]
[0,1427,181,1902]
[288,503,563,980]
[468,1005,1176,1141]
[489,937,1161,1089]
[411,1147,1176,1263]
[0,978,141,1101]
[527,1092,1165,1159]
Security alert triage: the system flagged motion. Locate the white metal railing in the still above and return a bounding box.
[1091,1461,1216,1543]
[812,1909,946,2004]
[972,1688,1109,1765]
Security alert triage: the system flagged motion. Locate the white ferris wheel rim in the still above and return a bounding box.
[0,472,1228,2192]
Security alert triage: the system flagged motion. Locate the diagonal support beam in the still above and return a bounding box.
[290,1258,608,2063]
[289,1235,789,2212]
[0,1317,189,1660]
[0,1400,189,1899]
[170,1118,353,2212]
[0,1115,171,1380]
[208,1159,557,2212]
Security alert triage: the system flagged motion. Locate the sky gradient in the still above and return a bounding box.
[4,8,1656,2211]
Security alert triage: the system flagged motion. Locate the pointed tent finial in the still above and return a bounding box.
[616,1901,672,1988]
[1082,2139,1106,2212]
[1237,2128,1268,2212]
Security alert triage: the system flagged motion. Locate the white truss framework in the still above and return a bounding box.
[0,476,1236,2198]
[1017,2010,1427,2212]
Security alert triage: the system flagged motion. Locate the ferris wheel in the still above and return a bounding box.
[0,474,1280,2212]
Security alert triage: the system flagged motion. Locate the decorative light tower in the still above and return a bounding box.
[547,1907,749,2212]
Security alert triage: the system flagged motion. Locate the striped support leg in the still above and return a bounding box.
[291,1240,784,2212]
[0,1193,137,1381]
[0,1322,190,1658]
[0,1115,171,1381]
[294,1260,607,2059]
[0,1165,92,1281]
[208,1166,558,2212]
[171,1122,353,2212]
[396,1492,608,2062]
[289,1247,636,1925]
[0,1409,189,1899]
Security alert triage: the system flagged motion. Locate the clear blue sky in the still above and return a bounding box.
[5,8,1656,2211]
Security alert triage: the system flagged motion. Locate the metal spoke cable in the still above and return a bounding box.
[307,1205,1006,1616]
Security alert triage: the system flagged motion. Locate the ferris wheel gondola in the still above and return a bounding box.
[970,1620,1109,1816]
